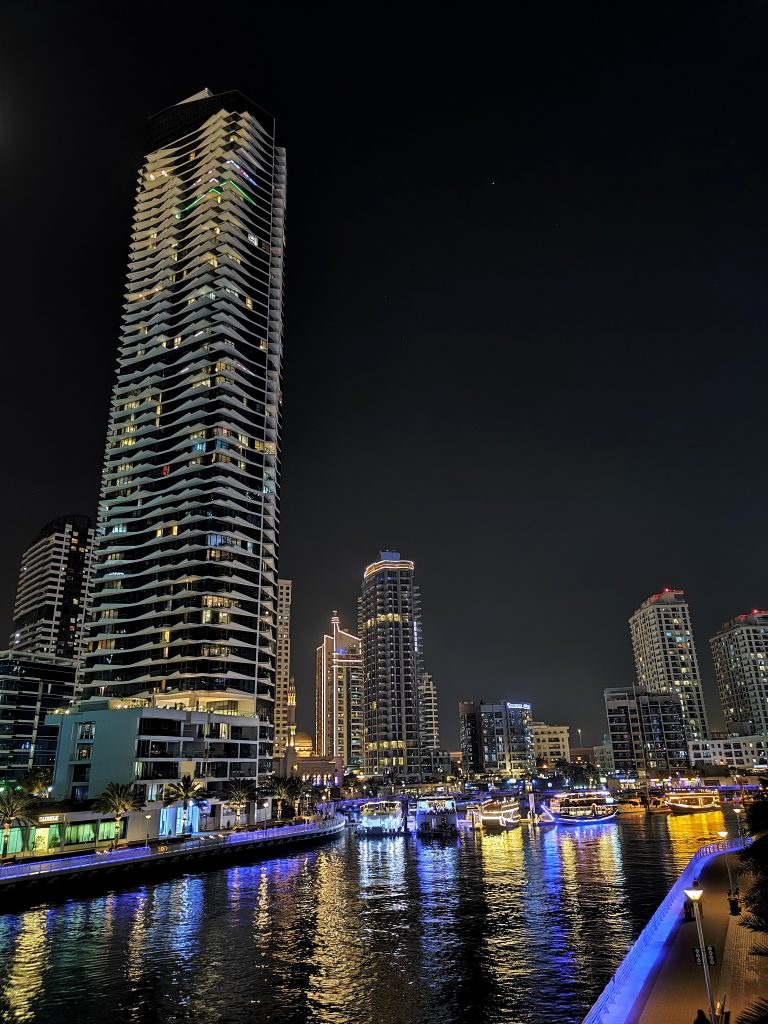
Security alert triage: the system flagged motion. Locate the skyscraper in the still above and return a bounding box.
[10,515,95,664]
[710,610,768,735]
[315,613,364,769]
[273,579,293,758]
[604,685,689,776]
[629,588,708,740]
[359,551,423,784]
[81,89,286,775]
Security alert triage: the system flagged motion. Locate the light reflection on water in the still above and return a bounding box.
[0,808,735,1024]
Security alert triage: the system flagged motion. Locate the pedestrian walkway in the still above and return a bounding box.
[630,855,768,1024]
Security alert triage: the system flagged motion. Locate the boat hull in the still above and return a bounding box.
[668,803,720,815]
[553,811,617,825]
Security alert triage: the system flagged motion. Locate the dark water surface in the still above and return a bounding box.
[0,810,733,1024]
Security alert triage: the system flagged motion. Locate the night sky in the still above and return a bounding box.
[2,3,767,748]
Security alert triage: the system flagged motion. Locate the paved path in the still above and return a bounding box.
[631,854,767,1024]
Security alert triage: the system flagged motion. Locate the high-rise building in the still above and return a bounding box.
[80,89,286,776]
[604,685,689,776]
[629,588,708,740]
[459,701,534,777]
[418,672,440,750]
[710,611,768,736]
[359,551,423,784]
[273,579,292,758]
[592,734,615,773]
[531,722,570,765]
[10,515,95,664]
[0,651,77,780]
[315,613,364,769]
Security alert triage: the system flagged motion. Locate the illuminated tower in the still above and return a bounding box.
[10,514,95,664]
[359,551,423,784]
[629,588,708,740]
[315,613,364,768]
[273,579,293,757]
[81,89,286,773]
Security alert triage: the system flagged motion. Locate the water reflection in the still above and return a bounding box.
[0,811,742,1024]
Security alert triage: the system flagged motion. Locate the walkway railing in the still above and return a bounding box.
[0,816,344,885]
[582,836,752,1024]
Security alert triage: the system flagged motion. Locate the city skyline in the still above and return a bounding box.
[3,5,768,749]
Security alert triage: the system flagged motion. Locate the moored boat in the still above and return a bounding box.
[480,798,521,831]
[416,797,459,837]
[356,800,406,835]
[546,790,617,825]
[666,789,720,815]
[616,798,646,815]
[646,796,671,814]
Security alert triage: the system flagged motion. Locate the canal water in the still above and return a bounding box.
[0,809,738,1024]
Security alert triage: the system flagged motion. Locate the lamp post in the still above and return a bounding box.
[145,814,152,849]
[734,806,744,846]
[684,888,717,1024]
[717,830,733,892]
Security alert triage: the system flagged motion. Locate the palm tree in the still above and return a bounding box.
[225,779,258,830]
[93,782,144,846]
[0,789,35,861]
[19,767,52,798]
[163,775,206,834]
[266,775,302,819]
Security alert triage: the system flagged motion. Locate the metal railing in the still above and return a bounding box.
[0,815,344,884]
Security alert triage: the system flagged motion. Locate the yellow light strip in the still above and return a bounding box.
[363,559,414,579]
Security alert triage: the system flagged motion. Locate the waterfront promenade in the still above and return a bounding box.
[583,838,764,1024]
[0,815,345,904]
[632,854,766,1023]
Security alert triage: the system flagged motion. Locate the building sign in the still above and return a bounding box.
[38,814,62,824]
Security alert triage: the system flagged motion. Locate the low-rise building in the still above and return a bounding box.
[532,722,570,765]
[688,734,768,770]
[46,697,270,804]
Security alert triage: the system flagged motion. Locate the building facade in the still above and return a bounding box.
[710,611,768,736]
[273,579,293,758]
[459,701,534,777]
[688,733,768,770]
[531,721,570,765]
[629,588,708,740]
[47,698,268,804]
[315,613,364,769]
[418,672,441,750]
[604,685,689,777]
[80,89,285,777]
[0,652,78,780]
[10,515,95,664]
[359,552,423,784]
[592,735,615,773]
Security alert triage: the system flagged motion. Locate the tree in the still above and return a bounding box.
[225,779,258,830]
[739,796,768,953]
[163,775,206,834]
[266,775,303,819]
[19,767,52,797]
[93,782,144,846]
[737,996,768,1024]
[0,789,35,860]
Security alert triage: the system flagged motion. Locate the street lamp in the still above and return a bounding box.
[734,806,744,845]
[717,830,734,892]
[684,888,717,1024]
[145,814,152,849]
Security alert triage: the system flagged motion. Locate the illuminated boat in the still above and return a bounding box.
[480,798,521,831]
[356,800,406,835]
[415,797,459,837]
[666,789,720,815]
[545,791,617,825]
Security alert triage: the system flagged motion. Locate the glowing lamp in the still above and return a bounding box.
[717,830,727,839]
[684,888,704,902]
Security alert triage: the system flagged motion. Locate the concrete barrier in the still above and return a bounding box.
[582,837,750,1024]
